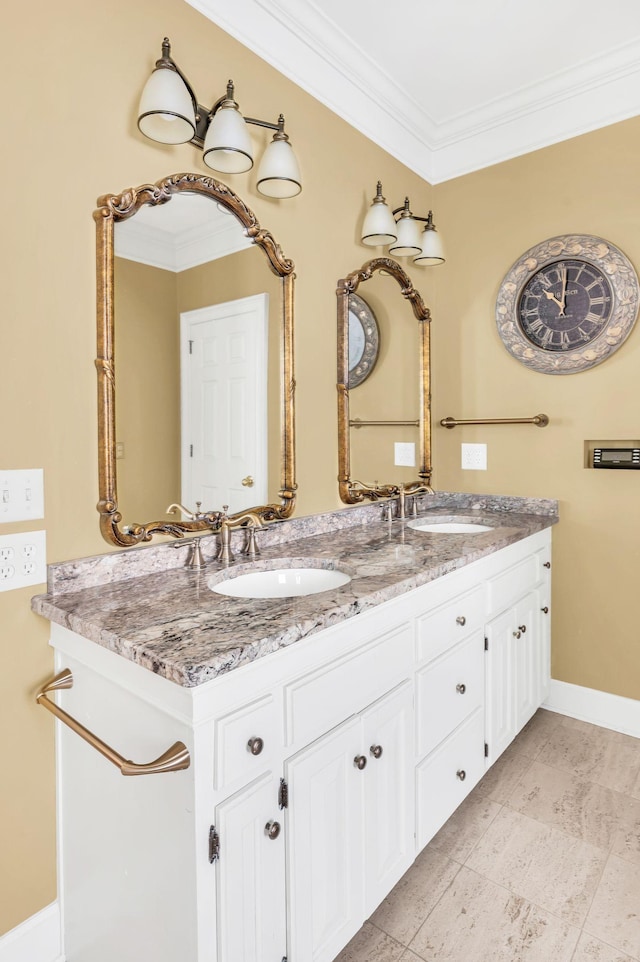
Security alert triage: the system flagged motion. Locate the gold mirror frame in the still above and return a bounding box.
[94,172,296,547]
[337,257,432,504]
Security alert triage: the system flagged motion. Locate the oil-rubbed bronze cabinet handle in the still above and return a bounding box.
[354,755,367,770]
[265,820,281,840]
[543,561,551,569]
[456,769,466,781]
[456,615,466,626]
[370,744,383,759]
[519,625,527,633]
[541,606,549,614]
[247,737,264,755]
[456,683,467,694]
[36,669,190,776]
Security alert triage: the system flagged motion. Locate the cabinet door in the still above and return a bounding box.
[538,584,551,704]
[361,682,414,916]
[215,773,286,962]
[515,590,539,730]
[485,607,517,765]
[286,717,364,962]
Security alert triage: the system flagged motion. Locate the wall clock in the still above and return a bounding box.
[348,292,380,388]
[496,234,640,374]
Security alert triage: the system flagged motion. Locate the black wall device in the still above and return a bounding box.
[593,448,640,469]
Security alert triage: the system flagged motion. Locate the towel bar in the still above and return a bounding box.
[36,669,190,776]
[440,414,549,429]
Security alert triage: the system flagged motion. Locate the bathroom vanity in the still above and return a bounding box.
[33,495,555,962]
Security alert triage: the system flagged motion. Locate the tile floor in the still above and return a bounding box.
[333,709,640,962]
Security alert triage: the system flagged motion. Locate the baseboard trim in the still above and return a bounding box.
[544,679,640,738]
[0,902,62,962]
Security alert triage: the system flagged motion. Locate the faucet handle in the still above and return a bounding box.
[243,524,260,559]
[173,538,206,569]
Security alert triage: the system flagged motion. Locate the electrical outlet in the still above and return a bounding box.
[461,443,487,470]
[394,442,416,467]
[0,469,44,523]
[0,531,46,591]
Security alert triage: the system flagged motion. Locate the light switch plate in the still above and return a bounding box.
[0,530,46,591]
[395,442,416,467]
[461,443,487,470]
[0,469,45,522]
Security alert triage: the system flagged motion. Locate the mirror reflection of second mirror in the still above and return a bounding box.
[349,273,421,487]
[113,193,281,529]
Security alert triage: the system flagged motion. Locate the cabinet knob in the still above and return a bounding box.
[518,624,527,633]
[541,606,549,614]
[456,769,466,781]
[265,820,281,840]
[354,755,367,770]
[543,561,551,569]
[456,615,466,626]
[456,683,467,694]
[247,737,264,756]
[513,630,522,639]
[370,744,383,759]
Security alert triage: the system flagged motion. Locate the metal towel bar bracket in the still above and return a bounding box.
[440,414,549,429]
[36,669,191,776]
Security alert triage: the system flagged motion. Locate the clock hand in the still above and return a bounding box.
[542,289,564,311]
[559,267,567,316]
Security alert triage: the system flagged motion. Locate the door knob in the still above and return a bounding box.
[241,476,254,487]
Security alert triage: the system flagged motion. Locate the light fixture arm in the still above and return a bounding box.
[391,204,436,227]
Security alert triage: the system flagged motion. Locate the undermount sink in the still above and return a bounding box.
[211,563,352,599]
[407,520,493,534]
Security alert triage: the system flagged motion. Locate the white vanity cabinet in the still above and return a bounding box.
[48,527,552,962]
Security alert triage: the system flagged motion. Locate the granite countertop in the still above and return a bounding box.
[32,494,558,688]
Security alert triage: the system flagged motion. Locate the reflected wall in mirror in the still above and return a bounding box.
[95,173,296,546]
[337,257,432,504]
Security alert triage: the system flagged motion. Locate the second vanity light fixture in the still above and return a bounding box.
[137,38,302,198]
[361,182,445,265]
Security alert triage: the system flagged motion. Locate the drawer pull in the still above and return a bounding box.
[518,624,527,633]
[543,561,551,569]
[265,820,281,840]
[541,606,549,614]
[456,615,466,626]
[513,630,522,639]
[354,755,367,770]
[456,683,467,695]
[456,769,466,781]
[370,744,383,759]
[247,737,264,756]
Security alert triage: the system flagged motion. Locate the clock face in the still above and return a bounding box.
[517,259,614,353]
[496,235,640,374]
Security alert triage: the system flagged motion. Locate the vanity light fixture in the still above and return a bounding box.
[360,182,445,265]
[137,38,302,198]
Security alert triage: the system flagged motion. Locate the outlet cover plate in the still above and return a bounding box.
[461,443,487,470]
[395,442,416,467]
[0,530,46,591]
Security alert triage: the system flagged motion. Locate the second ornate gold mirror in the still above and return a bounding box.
[337,257,432,504]
[95,172,296,546]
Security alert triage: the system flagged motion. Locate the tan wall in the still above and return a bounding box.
[430,116,640,702]
[1,0,431,934]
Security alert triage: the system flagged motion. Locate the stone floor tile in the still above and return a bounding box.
[466,806,607,925]
[408,865,579,962]
[507,760,624,850]
[510,708,563,759]
[425,790,501,863]
[399,951,425,962]
[541,721,640,796]
[370,847,460,946]
[333,922,406,962]
[475,742,534,804]
[571,931,637,962]
[584,855,640,959]
[610,793,640,867]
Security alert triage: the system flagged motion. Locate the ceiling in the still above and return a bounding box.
[186,0,640,183]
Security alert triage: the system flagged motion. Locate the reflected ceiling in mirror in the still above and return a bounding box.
[95,173,296,547]
[337,257,433,505]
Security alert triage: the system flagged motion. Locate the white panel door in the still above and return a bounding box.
[215,772,286,962]
[361,681,414,916]
[286,716,364,962]
[485,607,517,765]
[181,294,268,515]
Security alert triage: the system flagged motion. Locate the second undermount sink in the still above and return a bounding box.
[210,562,352,599]
[407,520,494,534]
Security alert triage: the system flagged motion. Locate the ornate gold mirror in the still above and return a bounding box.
[95,172,296,546]
[337,257,432,504]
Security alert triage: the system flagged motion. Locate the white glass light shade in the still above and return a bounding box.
[256,139,302,198]
[361,200,397,247]
[389,215,422,257]
[203,104,253,173]
[414,227,445,266]
[137,67,196,144]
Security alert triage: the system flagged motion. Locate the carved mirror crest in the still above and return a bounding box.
[337,257,432,504]
[95,172,296,546]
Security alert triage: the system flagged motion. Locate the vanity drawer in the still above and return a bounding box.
[215,695,282,790]
[487,554,540,614]
[285,622,413,748]
[416,631,484,758]
[416,708,485,850]
[416,586,484,664]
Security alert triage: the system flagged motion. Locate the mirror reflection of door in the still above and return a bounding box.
[181,294,268,515]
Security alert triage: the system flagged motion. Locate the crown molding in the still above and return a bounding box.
[114,215,251,271]
[186,0,640,183]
